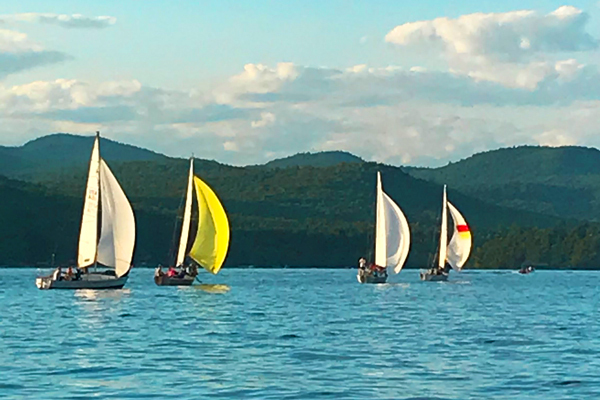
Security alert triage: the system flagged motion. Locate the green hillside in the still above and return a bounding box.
[407,146,600,221]
[0,159,563,268]
[0,133,165,179]
[1,134,598,269]
[262,151,363,169]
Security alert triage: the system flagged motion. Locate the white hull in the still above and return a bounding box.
[357,269,388,284]
[420,271,448,281]
[36,272,128,290]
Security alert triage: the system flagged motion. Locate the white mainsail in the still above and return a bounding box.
[77,135,100,268]
[175,158,194,266]
[374,172,411,273]
[438,185,448,269]
[97,159,136,278]
[446,201,472,270]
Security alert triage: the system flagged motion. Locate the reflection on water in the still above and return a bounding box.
[75,288,131,301]
[2,268,600,399]
[194,283,231,293]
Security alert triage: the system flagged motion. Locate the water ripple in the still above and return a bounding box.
[1,269,600,399]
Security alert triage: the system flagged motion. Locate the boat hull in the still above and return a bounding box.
[357,271,388,284]
[420,271,448,281]
[36,273,128,290]
[154,275,195,286]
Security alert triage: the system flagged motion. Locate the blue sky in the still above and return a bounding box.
[2,1,600,165]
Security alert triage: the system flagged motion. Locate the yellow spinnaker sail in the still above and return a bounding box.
[189,176,230,274]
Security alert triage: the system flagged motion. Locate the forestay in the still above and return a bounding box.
[175,158,194,266]
[374,172,411,274]
[189,176,230,274]
[446,201,472,270]
[97,159,136,278]
[77,136,100,268]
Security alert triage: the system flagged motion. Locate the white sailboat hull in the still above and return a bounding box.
[420,271,448,281]
[357,269,388,284]
[36,272,128,290]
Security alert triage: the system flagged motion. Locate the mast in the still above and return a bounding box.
[374,172,386,267]
[94,131,100,272]
[438,185,447,269]
[175,158,194,266]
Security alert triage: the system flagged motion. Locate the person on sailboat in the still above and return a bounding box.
[167,266,177,277]
[65,267,74,281]
[187,264,198,277]
[155,265,164,277]
[52,267,62,281]
[358,258,367,271]
[358,258,367,279]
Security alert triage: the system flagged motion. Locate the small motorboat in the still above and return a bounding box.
[519,265,535,274]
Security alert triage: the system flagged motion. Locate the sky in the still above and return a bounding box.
[2,0,600,166]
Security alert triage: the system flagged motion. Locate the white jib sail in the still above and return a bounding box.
[446,201,472,271]
[77,135,100,268]
[175,158,194,266]
[374,172,411,273]
[438,185,448,269]
[97,159,136,278]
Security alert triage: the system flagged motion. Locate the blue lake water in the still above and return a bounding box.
[1,268,600,399]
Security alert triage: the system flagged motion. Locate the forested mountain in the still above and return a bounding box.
[1,134,599,269]
[407,146,600,221]
[0,133,165,179]
[262,151,363,169]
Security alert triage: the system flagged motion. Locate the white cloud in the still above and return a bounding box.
[0,79,142,113]
[2,13,116,29]
[251,112,276,128]
[386,6,596,60]
[4,54,600,166]
[215,62,299,105]
[385,6,597,88]
[0,29,40,52]
[534,129,577,146]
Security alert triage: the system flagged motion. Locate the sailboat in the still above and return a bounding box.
[154,158,230,286]
[357,172,410,284]
[36,132,136,290]
[420,185,471,281]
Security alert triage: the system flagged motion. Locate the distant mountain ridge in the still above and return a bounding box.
[1,134,599,268]
[262,151,363,169]
[406,145,600,221]
[0,133,165,179]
